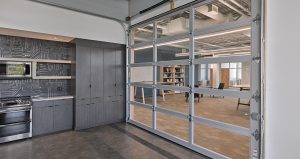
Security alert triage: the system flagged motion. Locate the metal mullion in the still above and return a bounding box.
[188,6,195,145]
[156,59,189,66]
[194,88,251,99]
[193,116,250,137]
[156,84,189,92]
[130,101,152,110]
[250,0,262,158]
[152,21,157,129]
[156,107,188,120]
[130,82,152,88]
[194,55,252,65]
[126,29,132,122]
[130,62,153,67]
[194,18,252,39]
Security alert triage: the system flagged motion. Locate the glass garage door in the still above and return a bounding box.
[127,0,261,158]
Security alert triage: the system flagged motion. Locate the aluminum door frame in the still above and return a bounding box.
[126,0,262,158]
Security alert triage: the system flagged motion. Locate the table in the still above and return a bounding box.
[134,81,166,104]
[232,85,251,110]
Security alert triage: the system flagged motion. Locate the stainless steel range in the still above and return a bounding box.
[0,96,32,143]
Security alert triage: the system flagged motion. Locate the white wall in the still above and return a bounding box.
[265,0,300,158]
[41,0,128,21]
[0,0,126,44]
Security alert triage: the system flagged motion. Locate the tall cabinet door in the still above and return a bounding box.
[103,48,116,98]
[115,48,125,97]
[76,46,91,99]
[91,47,103,99]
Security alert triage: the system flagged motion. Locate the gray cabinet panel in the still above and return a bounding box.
[88,103,97,127]
[91,47,104,98]
[103,100,124,124]
[76,46,91,99]
[103,48,116,97]
[33,104,54,136]
[115,49,125,97]
[75,99,90,130]
[53,99,73,132]
[92,98,104,125]
[116,100,125,122]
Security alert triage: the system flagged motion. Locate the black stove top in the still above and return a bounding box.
[0,96,32,108]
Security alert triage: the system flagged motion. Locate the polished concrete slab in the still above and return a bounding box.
[0,123,209,159]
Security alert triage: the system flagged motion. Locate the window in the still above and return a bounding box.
[221,62,242,86]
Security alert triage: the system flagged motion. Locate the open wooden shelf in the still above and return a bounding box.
[160,65,185,95]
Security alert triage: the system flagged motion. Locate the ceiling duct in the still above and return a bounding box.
[162,17,189,35]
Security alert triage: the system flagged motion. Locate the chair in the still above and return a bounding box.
[212,83,225,98]
[185,85,200,103]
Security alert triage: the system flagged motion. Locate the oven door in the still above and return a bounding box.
[0,109,31,139]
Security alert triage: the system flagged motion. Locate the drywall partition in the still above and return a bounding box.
[38,0,128,21]
[0,0,125,44]
[265,0,300,159]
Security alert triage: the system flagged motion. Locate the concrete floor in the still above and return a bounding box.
[0,123,209,159]
[133,93,250,159]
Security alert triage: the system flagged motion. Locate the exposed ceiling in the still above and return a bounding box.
[133,0,252,57]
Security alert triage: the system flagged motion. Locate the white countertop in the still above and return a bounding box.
[32,96,74,102]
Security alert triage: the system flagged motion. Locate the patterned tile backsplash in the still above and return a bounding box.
[0,34,74,98]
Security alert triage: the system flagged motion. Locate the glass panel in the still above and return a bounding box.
[130,86,152,105]
[157,40,190,61]
[194,122,250,159]
[197,63,250,88]
[156,10,190,39]
[132,24,153,45]
[131,104,152,127]
[156,88,189,114]
[131,47,153,63]
[194,26,251,58]
[157,65,188,87]
[194,93,250,128]
[194,0,251,31]
[156,112,189,141]
[131,66,153,83]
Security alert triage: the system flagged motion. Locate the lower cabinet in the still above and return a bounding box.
[33,99,73,136]
[75,97,125,130]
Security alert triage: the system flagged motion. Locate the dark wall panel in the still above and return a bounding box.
[0,35,74,98]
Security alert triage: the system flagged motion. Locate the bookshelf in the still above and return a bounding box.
[160,65,185,94]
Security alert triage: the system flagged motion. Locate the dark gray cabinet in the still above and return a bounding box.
[75,39,125,130]
[32,101,54,136]
[76,45,91,100]
[53,99,73,132]
[33,99,73,136]
[91,47,104,99]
